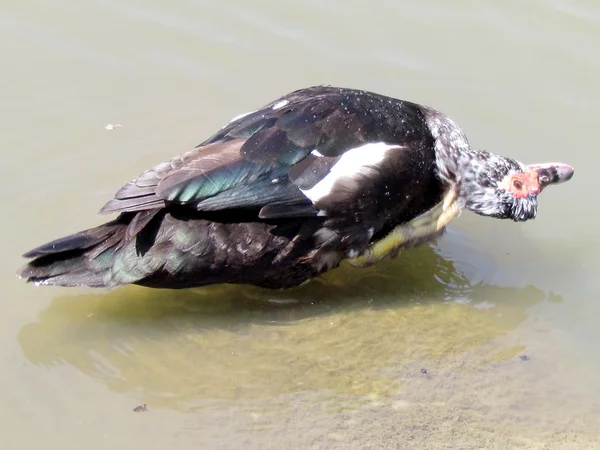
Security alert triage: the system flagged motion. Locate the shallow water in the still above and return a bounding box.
[2,0,599,448]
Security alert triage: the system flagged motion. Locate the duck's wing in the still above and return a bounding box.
[99,85,433,220]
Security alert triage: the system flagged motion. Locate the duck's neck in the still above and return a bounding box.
[420,106,477,194]
[420,105,526,214]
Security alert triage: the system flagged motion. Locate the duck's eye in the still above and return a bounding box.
[512,179,523,190]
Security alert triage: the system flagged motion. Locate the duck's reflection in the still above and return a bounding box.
[18,232,551,411]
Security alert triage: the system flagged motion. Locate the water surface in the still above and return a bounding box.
[2,0,599,448]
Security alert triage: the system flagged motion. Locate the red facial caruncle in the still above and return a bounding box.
[500,171,541,198]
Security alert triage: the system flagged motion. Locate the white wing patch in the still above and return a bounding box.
[300,142,400,203]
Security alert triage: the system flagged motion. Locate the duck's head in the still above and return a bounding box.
[456,151,574,222]
[422,106,574,222]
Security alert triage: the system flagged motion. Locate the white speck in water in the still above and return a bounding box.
[271,178,280,183]
[272,99,289,110]
[105,124,121,130]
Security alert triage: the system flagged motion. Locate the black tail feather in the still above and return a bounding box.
[17,215,131,288]
[18,209,323,290]
[22,223,119,258]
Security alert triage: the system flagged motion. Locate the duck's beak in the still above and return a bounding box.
[526,162,574,190]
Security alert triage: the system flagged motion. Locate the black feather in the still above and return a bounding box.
[240,128,310,166]
[115,182,157,199]
[258,204,319,219]
[196,172,306,211]
[288,154,340,190]
[99,196,164,214]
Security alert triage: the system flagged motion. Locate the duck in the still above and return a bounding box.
[17,85,574,290]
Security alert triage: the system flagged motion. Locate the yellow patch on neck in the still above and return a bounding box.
[347,188,460,268]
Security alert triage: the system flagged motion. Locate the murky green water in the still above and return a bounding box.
[2,0,599,448]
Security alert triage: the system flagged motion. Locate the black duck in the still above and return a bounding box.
[18,86,574,290]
